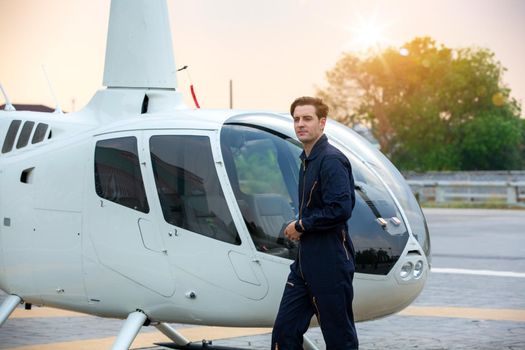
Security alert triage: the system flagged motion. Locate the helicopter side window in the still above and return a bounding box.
[221,124,301,259]
[16,121,35,149]
[32,123,49,144]
[94,137,150,213]
[150,135,240,245]
[2,119,22,153]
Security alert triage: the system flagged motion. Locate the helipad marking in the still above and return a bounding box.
[11,307,87,318]
[2,326,272,350]
[400,306,525,322]
[432,267,525,278]
[4,305,525,349]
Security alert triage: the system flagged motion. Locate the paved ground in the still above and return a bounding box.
[1,208,524,349]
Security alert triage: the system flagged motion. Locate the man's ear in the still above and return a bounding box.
[320,117,327,129]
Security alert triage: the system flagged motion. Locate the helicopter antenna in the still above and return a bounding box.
[0,83,16,111]
[177,65,200,109]
[41,65,63,114]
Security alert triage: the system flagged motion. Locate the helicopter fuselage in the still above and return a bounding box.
[0,88,429,326]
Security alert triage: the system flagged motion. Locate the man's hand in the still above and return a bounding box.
[285,220,302,241]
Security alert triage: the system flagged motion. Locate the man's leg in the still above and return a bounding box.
[271,268,314,350]
[314,274,358,350]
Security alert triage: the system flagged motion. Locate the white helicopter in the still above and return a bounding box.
[0,0,430,349]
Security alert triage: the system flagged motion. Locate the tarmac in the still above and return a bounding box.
[1,208,524,349]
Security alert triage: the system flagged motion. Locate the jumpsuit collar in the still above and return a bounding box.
[300,134,328,162]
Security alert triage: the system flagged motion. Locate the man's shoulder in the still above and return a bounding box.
[322,142,347,161]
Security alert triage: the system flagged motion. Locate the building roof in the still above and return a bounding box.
[0,104,56,113]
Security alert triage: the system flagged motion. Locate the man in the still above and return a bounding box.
[271,97,358,350]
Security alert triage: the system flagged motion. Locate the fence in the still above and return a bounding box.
[406,180,525,205]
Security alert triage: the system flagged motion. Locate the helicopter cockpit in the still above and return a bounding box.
[219,113,430,277]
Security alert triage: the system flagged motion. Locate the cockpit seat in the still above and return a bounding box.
[182,193,238,245]
[247,193,295,240]
[185,193,214,237]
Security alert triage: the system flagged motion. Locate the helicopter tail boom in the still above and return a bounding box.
[103,0,177,90]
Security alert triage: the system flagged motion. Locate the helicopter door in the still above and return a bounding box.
[85,133,174,297]
[145,130,268,301]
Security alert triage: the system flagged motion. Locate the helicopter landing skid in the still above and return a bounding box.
[156,334,320,350]
[155,340,251,350]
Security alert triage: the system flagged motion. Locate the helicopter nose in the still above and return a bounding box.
[353,236,429,321]
[394,236,428,284]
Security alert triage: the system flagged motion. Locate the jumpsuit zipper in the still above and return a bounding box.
[306,181,318,207]
[298,159,307,280]
[342,230,350,260]
[298,247,305,280]
[312,296,321,326]
[299,159,307,219]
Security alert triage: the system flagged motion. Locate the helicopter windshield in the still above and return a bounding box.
[221,124,409,274]
[326,120,431,260]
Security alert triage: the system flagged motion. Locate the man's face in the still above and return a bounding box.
[293,104,326,146]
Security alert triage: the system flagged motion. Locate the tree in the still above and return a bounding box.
[317,37,524,170]
[519,118,525,168]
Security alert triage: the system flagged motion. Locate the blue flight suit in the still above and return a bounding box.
[272,134,358,350]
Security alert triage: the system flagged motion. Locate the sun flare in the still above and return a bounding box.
[344,13,393,52]
[354,22,385,48]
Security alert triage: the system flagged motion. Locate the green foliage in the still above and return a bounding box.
[233,147,289,196]
[458,111,522,169]
[317,37,524,170]
[521,119,525,168]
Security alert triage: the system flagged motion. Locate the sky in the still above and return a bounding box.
[0,0,524,114]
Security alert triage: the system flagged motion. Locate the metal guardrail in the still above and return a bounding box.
[406,180,525,205]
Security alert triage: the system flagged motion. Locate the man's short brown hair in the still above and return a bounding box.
[290,96,329,120]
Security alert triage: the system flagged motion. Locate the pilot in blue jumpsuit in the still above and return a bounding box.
[272,96,358,350]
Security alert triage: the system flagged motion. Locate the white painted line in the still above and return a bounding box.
[432,267,525,278]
